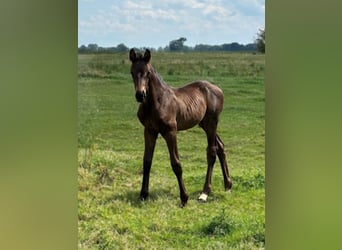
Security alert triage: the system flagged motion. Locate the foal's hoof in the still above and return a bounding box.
[179,202,187,208]
[225,178,233,191]
[139,193,149,202]
[198,193,208,203]
[179,194,189,208]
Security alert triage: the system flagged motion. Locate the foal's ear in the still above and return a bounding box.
[144,49,151,63]
[129,49,136,62]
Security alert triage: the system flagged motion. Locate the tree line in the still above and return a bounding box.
[79,29,265,54]
[78,41,256,53]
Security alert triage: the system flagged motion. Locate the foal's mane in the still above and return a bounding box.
[151,67,168,86]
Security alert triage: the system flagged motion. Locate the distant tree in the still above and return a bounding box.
[116,43,129,52]
[107,47,117,53]
[245,43,257,51]
[78,45,88,53]
[230,42,242,51]
[87,43,99,52]
[255,29,265,53]
[194,43,254,52]
[169,37,187,51]
[194,44,211,51]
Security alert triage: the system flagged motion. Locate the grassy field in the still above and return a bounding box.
[78,51,265,249]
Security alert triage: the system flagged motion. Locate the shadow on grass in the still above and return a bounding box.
[109,188,227,207]
[109,188,177,207]
[108,184,233,208]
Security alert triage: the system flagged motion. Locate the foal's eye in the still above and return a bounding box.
[147,71,150,76]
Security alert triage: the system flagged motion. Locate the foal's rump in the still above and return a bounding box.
[174,80,224,130]
[197,80,224,114]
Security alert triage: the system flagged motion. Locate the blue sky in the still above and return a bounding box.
[78,0,265,48]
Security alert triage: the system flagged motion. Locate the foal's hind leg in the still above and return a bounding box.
[216,135,232,191]
[199,118,232,202]
[198,118,218,202]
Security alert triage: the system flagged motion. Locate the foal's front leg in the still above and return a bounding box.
[162,130,189,207]
[140,128,158,201]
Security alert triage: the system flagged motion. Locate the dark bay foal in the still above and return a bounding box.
[129,49,232,207]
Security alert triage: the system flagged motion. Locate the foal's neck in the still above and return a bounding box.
[147,67,170,105]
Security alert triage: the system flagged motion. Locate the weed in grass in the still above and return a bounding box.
[200,208,265,249]
[234,172,265,192]
[95,165,114,186]
[202,208,238,236]
[79,147,93,169]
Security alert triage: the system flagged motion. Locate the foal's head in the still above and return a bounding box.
[129,49,152,103]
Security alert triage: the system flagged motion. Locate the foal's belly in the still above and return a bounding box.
[176,120,199,131]
[176,112,204,131]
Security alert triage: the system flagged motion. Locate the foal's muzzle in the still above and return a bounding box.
[135,91,146,103]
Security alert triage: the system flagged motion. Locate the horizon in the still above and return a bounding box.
[79,0,265,48]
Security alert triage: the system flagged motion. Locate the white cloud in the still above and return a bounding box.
[78,0,265,47]
[185,0,206,9]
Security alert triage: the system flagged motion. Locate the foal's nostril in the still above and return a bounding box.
[135,91,145,102]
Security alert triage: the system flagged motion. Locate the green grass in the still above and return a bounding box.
[78,51,265,249]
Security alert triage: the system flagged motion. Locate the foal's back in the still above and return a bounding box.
[173,80,224,131]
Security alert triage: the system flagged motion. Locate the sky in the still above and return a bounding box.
[78,0,265,48]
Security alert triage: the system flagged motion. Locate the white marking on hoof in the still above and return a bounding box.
[198,193,208,202]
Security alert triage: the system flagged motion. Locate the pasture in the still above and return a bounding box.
[78,51,265,249]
